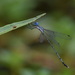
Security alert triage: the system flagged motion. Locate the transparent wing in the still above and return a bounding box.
[42,29,69,68]
[44,29,71,40]
[39,34,45,43]
[44,29,60,47]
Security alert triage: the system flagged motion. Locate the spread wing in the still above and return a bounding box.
[42,29,69,68]
[44,29,71,40]
[43,29,61,47]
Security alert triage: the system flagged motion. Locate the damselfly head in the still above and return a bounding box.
[33,22,39,26]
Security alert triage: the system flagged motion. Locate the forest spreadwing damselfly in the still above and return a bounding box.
[28,22,71,68]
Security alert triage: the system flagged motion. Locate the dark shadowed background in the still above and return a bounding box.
[0,0,75,75]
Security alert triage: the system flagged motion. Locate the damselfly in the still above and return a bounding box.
[28,22,71,68]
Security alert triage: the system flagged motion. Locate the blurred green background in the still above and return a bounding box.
[0,0,75,75]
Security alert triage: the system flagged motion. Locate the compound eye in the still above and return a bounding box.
[33,22,39,26]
